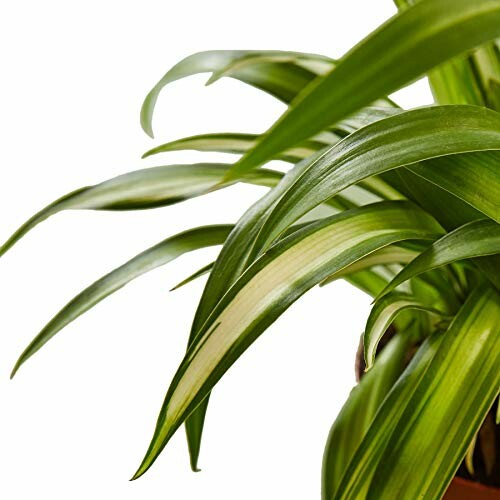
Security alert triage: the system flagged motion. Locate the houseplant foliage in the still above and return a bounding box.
[3,0,500,497]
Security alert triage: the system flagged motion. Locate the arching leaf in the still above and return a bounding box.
[0,164,281,258]
[141,50,331,137]
[10,225,233,377]
[253,106,500,252]
[131,201,442,478]
[363,292,449,370]
[229,0,500,177]
[378,219,500,299]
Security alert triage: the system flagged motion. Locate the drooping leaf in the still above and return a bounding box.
[177,160,377,468]
[141,112,403,202]
[10,225,233,378]
[180,104,495,467]
[131,201,442,479]
[334,284,500,499]
[321,333,410,500]
[382,167,483,231]
[228,0,500,178]
[0,164,281,258]
[252,106,500,253]
[142,105,400,163]
[378,219,500,299]
[205,51,334,86]
[363,292,449,370]
[141,50,332,137]
[142,132,331,162]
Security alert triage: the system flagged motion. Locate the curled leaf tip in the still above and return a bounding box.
[140,108,155,138]
[10,363,20,379]
[142,123,155,140]
[129,465,147,481]
[204,74,218,86]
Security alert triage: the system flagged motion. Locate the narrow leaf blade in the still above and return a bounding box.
[131,201,442,478]
[229,0,500,177]
[0,164,281,258]
[363,292,448,370]
[335,285,500,499]
[10,225,233,377]
[378,219,500,298]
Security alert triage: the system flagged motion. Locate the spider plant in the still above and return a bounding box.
[3,0,500,497]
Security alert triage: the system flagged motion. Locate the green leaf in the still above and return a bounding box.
[141,128,403,206]
[10,225,233,378]
[409,150,500,222]
[464,432,478,475]
[321,333,409,500]
[333,319,445,498]
[378,219,500,299]
[334,284,500,499]
[363,292,448,370]
[205,51,334,86]
[380,167,500,293]
[141,50,331,137]
[470,44,500,111]
[170,262,214,291]
[131,201,442,479]
[320,244,419,287]
[0,163,281,258]
[343,269,392,298]
[179,105,443,468]
[252,106,500,253]
[429,55,488,107]
[382,167,483,231]
[183,153,330,470]
[229,0,500,177]
[141,131,331,163]
[142,106,401,163]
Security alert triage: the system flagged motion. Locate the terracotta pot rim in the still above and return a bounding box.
[451,476,499,492]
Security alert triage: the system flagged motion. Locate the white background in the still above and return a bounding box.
[0,1,433,498]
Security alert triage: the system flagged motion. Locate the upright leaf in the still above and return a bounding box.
[367,286,500,498]
[334,285,500,499]
[322,333,409,500]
